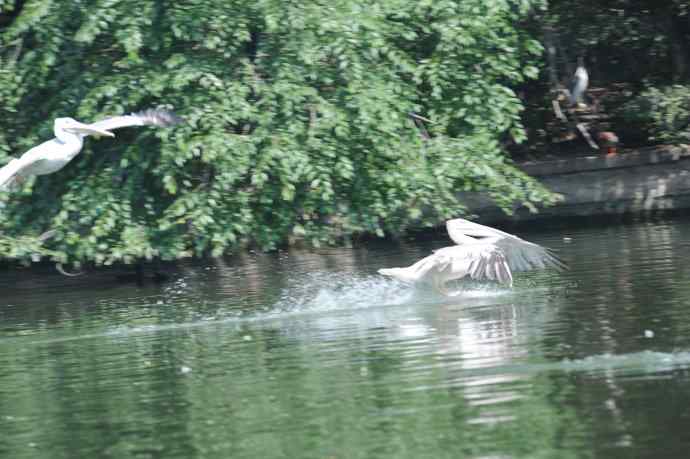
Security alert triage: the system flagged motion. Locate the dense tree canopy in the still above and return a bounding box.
[0,0,558,267]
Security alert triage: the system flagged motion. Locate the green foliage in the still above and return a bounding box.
[616,85,690,144]
[0,0,557,265]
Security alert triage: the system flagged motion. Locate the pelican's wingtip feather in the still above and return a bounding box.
[135,108,184,127]
[546,248,569,271]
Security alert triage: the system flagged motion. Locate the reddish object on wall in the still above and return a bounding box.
[597,131,620,156]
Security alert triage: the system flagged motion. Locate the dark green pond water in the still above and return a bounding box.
[3,218,690,459]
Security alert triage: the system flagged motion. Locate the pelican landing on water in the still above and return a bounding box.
[0,108,182,192]
[378,218,568,296]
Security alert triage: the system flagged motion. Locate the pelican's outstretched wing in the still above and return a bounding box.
[498,239,567,273]
[445,218,567,273]
[0,147,49,191]
[86,108,183,134]
[0,158,27,191]
[446,218,515,243]
[433,244,513,285]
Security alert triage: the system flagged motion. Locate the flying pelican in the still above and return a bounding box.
[0,108,182,191]
[378,218,567,296]
[568,58,589,107]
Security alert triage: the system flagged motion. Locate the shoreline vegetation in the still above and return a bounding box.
[2,1,690,270]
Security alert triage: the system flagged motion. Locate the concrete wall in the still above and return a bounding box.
[466,145,690,223]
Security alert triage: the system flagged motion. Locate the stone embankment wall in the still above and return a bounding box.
[468,145,690,223]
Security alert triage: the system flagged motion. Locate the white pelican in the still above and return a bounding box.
[0,108,182,191]
[568,58,589,106]
[378,218,567,295]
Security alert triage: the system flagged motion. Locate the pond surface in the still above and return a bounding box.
[2,217,690,458]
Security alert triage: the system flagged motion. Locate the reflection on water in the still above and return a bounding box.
[3,218,690,458]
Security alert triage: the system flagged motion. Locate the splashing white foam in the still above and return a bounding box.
[266,270,553,317]
[273,272,417,314]
[11,272,557,345]
[443,281,512,298]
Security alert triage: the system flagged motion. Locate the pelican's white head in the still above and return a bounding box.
[54,117,115,142]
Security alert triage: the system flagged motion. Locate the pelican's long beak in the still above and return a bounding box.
[72,122,115,138]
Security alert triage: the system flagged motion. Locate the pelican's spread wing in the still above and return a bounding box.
[0,158,26,190]
[445,218,567,273]
[446,218,515,243]
[434,244,513,285]
[87,108,183,134]
[497,238,567,273]
[0,149,46,191]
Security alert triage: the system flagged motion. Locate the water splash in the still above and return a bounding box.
[273,272,417,314]
[2,271,563,345]
[270,271,531,315]
[443,281,512,298]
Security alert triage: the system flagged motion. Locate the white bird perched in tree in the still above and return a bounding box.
[0,108,182,192]
[568,58,589,106]
[378,218,567,296]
